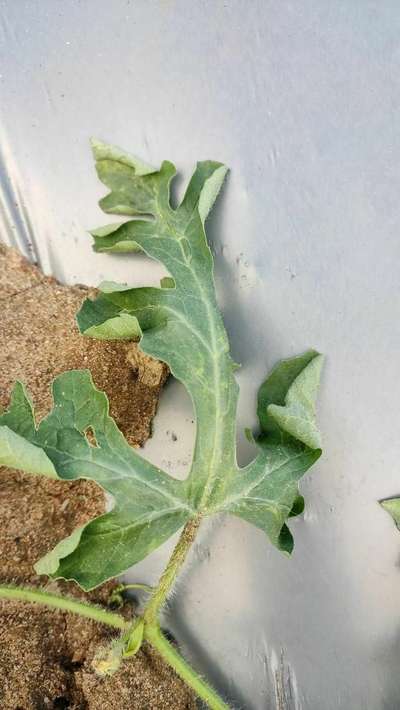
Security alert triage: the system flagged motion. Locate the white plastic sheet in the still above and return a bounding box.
[1,2,400,708]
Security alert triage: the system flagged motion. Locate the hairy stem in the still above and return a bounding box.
[145,624,230,710]
[0,585,128,630]
[143,516,201,626]
[122,515,230,706]
[139,516,231,708]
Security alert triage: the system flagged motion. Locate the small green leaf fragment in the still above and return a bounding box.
[267,354,324,449]
[0,427,57,478]
[89,220,155,253]
[179,161,228,224]
[35,527,84,576]
[0,383,57,478]
[277,524,294,555]
[0,381,35,437]
[160,276,175,289]
[89,223,141,246]
[94,238,142,253]
[244,427,255,444]
[91,138,157,176]
[77,295,142,340]
[289,495,305,518]
[258,350,319,434]
[84,313,141,340]
[198,165,228,224]
[381,498,400,528]
[98,280,132,293]
[77,286,167,343]
[123,618,145,658]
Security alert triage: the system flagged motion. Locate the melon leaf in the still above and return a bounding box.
[0,140,324,589]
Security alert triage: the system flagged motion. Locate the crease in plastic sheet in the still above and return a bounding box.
[0,126,41,266]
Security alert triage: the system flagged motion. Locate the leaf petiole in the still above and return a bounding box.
[0,585,128,630]
[143,517,201,626]
[108,582,153,608]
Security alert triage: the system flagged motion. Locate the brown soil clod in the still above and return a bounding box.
[0,245,195,710]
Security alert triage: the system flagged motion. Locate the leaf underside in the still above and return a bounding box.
[0,140,324,589]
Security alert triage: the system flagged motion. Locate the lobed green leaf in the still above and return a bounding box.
[0,140,324,588]
[1,371,192,589]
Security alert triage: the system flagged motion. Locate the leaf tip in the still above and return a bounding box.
[90,137,117,164]
[380,498,400,527]
[277,524,294,555]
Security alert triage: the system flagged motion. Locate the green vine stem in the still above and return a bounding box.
[145,624,230,710]
[143,516,201,626]
[122,515,230,708]
[144,516,230,709]
[0,585,128,629]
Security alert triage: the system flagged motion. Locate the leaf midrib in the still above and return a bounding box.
[157,204,235,509]
[84,505,189,536]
